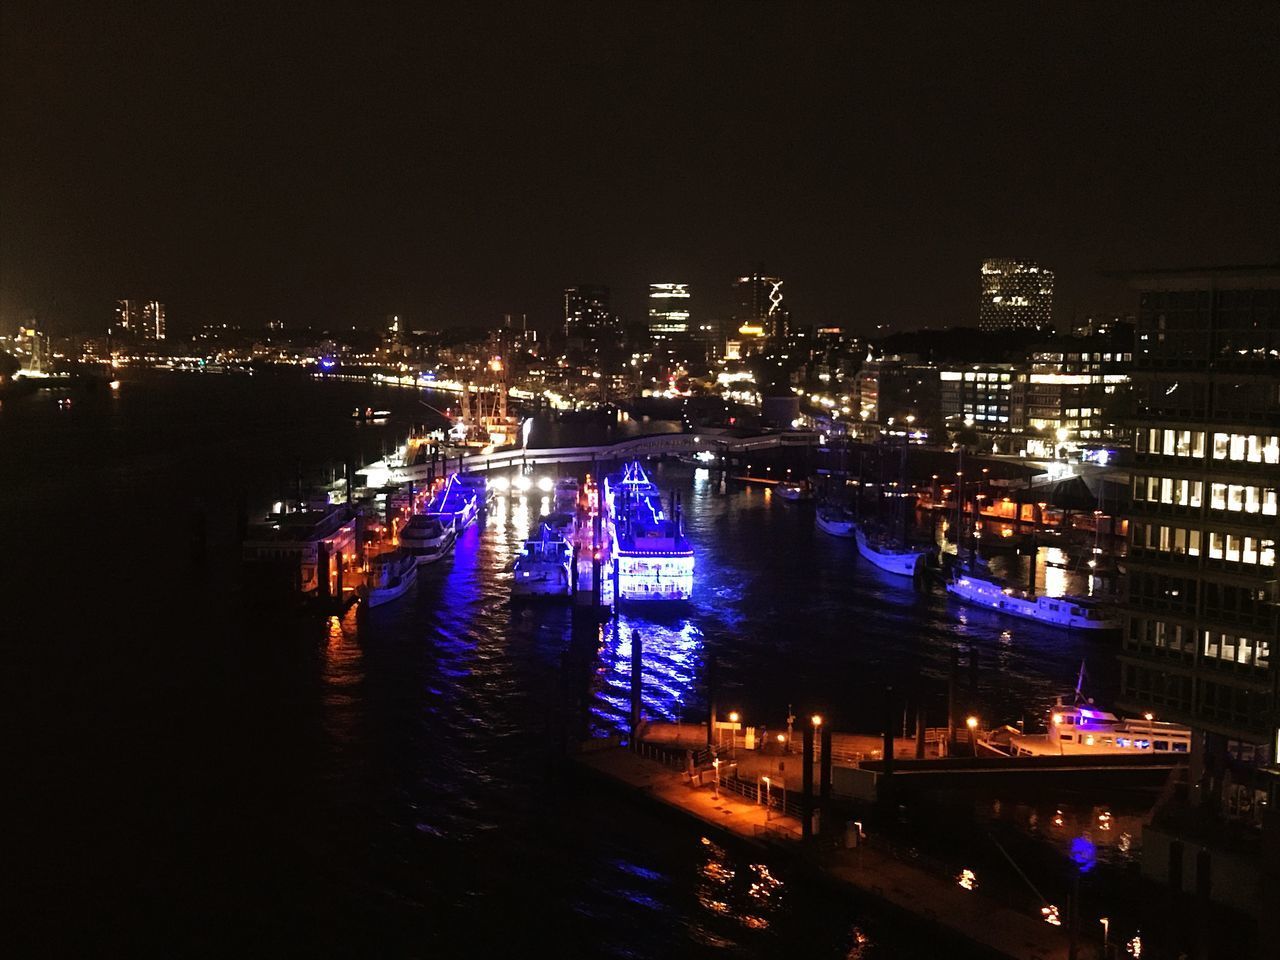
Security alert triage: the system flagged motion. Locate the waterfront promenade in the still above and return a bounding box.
[576,743,1087,960]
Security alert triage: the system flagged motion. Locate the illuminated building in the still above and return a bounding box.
[978,259,1054,333]
[733,269,788,350]
[563,284,615,352]
[940,362,1027,435]
[1120,266,1279,921]
[113,298,166,340]
[856,356,940,430]
[648,283,691,341]
[1026,327,1133,441]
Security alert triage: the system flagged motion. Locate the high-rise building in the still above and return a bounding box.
[733,270,789,348]
[978,259,1054,333]
[142,300,165,340]
[113,299,166,340]
[939,362,1027,436]
[563,285,614,350]
[1120,266,1279,922]
[647,283,691,341]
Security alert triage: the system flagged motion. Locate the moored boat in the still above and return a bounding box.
[815,504,856,538]
[605,461,694,600]
[363,548,417,607]
[400,513,454,565]
[775,482,812,502]
[945,569,1119,630]
[855,526,928,576]
[512,525,573,598]
[425,474,479,532]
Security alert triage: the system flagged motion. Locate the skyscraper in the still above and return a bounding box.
[563,285,613,347]
[142,300,166,340]
[112,299,165,339]
[647,283,691,341]
[978,259,1054,333]
[732,270,788,349]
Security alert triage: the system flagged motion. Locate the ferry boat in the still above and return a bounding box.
[855,525,928,576]
[424,474,479,532]
[815,504,856,538]
[363,549,418,607]
[351,407,391,421]
[400,514,454,565]
[511,525,573,598]
[945,569,1119,630]
[605,462,694,601]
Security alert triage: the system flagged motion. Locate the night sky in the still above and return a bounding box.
[3,2,1277,336]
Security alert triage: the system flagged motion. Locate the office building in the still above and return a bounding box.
[113,298,166,340]
[1121,266,1279,923]
[733,269,789,348]
[978,259,1054,333]
[563,285,615,352]
[939,362,1027,436]
[648,283,691,341]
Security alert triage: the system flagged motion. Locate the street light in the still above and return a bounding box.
[762,775,772,821]
[1100,917,1110,953]
[966,715,979,755]
[811,714,823,728]
[712,758,721,798]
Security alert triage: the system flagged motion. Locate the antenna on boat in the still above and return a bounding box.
[1074,660,1089,704]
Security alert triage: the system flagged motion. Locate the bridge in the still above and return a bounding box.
[364,428,821,485]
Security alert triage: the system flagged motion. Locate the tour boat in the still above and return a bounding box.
[945,570,1119,630]
[424,475,479,531]
[855,526,928,576]
[351,407,391,421]
[605,462,694,600]
[452,473,494,508]
[400,513,454,565]
[363,548,417,607]
[815,504,856,538]
[542,511,576,540]
[511,525,574,598]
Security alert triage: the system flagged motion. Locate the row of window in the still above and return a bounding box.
[1204,630,1272,668]
[1133,476,1278,515]
[1122,666,1274,733]
[1132,522,1277,567]
[1138,429,1280,464]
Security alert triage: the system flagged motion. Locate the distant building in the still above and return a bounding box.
[855,356,940,431]
[563,285,615,352]
[648,283,691,341]
[733,270,789,349]
[940,362,1027,436]
[1026,326,1133,443]
[113,298,166,340]
[1120,265,1279,928]
[978,259,1054,333]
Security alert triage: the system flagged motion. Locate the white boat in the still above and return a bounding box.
[363,549,417,607]
[775,482,811,502]
[512,526,573,598]
[815,505,856,538]
[400,514,454,565]
[605,462,694,600]
[855,526,928,576]
[945,570,1119,630]
[987,696,1191,758]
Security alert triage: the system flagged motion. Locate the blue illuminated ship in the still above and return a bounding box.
[424,474,478,532]
[604,461,694,600]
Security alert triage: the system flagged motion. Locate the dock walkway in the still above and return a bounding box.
[576,744,1086,960]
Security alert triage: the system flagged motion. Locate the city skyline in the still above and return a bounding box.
[4,5,1277,336]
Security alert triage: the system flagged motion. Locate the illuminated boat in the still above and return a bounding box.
[987,692,1191,758]
[351,407,391,421]
[363,549,417,607]
[815,504,856,538]
[400,514,454,565]
[855,526,928,576]
[775,482,812,502]
[945,571,1119,630]
[452,473,494,508]
[424,474,478,532]
[605,462,694,601]
[512,525,573,598]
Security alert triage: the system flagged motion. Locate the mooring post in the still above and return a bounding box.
[819,726,833,818]
[630,630,643,747]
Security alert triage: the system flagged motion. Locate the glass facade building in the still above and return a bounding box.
[978,259,1054,333]
[647,283,691,341]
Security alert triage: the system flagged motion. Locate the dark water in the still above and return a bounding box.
[5,372,1130,957]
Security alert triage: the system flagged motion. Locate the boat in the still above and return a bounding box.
[553,477,580,514]
[363,548,418,607]
[855,526,928,576]
[511,525,573,598]
[775,482,812,502]
[351,407,391,421]
[945,569,1119,630]
[452,473,494,508]
[542,511,576,540]
[815,504,856,538]
[605,461,694,600]
[424,474,479,532]
[400,513,454,565]
[984,667,1191,757]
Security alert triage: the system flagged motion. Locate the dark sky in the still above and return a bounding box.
[3,2,1277,336]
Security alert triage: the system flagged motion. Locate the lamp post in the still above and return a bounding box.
[1100,917,1109,955]
[762,775,772,821]
[966,715,979,755]
[712,758,721,798]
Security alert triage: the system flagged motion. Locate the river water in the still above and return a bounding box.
[6,371,1136,957]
